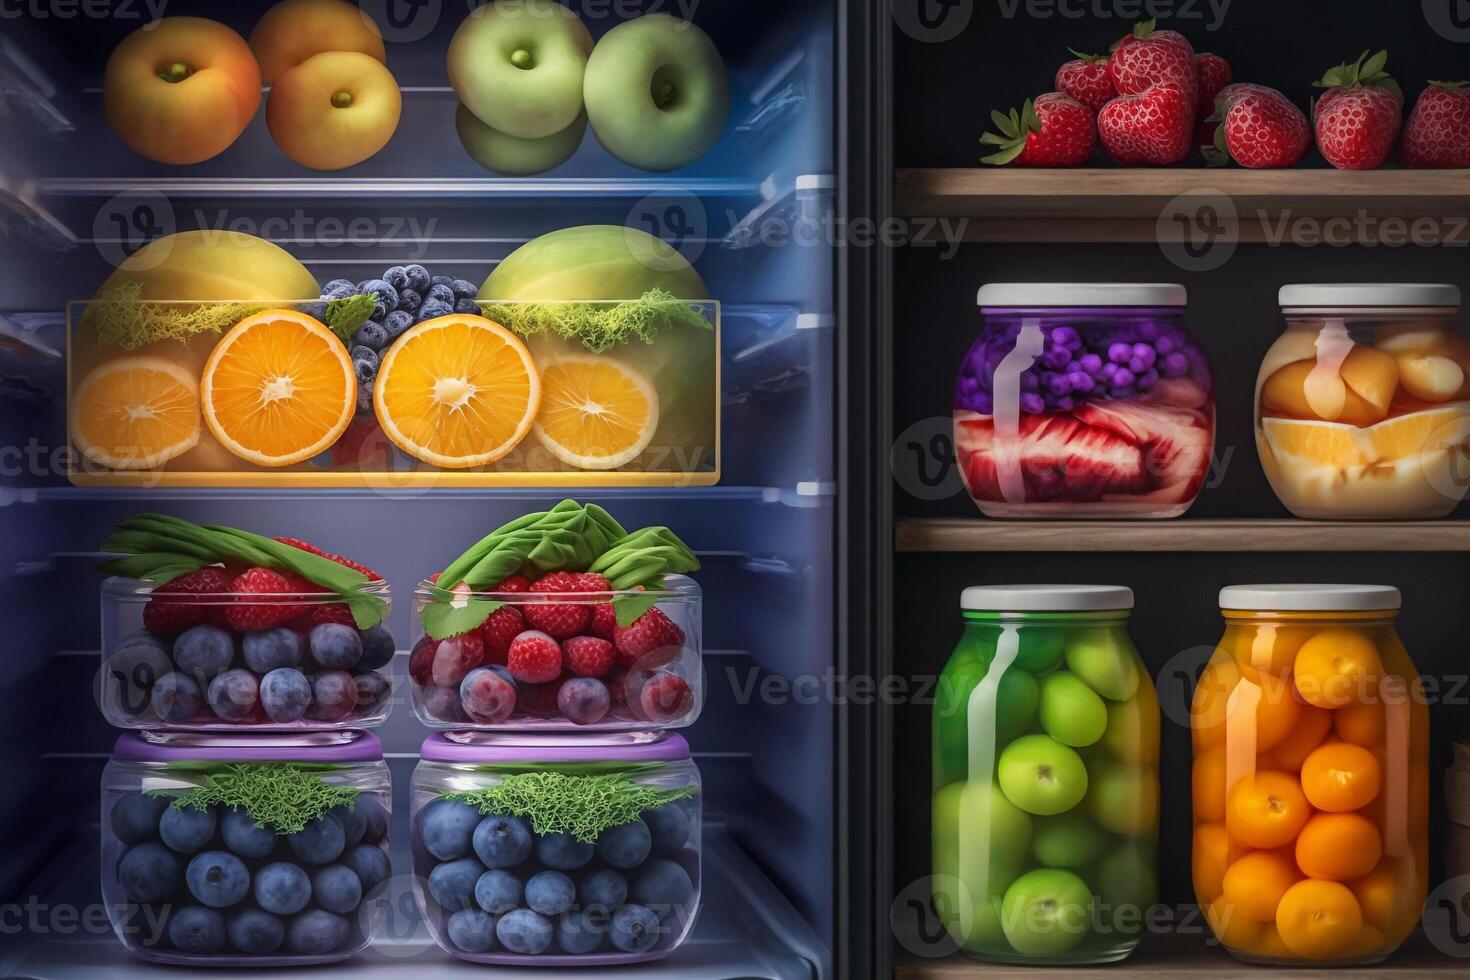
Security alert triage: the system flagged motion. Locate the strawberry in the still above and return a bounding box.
[477,605,525,664]
[298,602,357,629]
[1195,52,1232,108]
[142,566,233,636]
[1055,49,1114,112]
[523,571,591,639]
[588,602,617,640]
[612,607,686,669]
[223,567,314,632]
[1400,81,1470,168]
[981,93,1096,167]
[507,630,563,684]
[1098,83,1195,164]
[1109,19,1198,106]
[1312,50,1403,170]
[274,536,381,581]
[564,636,615,678]
[570,572,612,594]
[493,574,532,594]
[1206,85,1311,169]
[640,674,695,723]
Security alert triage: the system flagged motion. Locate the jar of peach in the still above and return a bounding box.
[1191,585,1428,966]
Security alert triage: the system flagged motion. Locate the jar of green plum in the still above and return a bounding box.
[932,586,1159,965]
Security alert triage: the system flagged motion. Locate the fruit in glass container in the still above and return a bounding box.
[1274,879,1363,959]
[249,0,387,85]
[1000,868,1094,956]
[1037,671,1107,747]
[120,841,181,902]
[933,780,1033,890]
[310,864,362,914]
[151,671,204,721]
[286,909,349,954]
[259,667,311,723]
[1031,811,1108,868]
[460,667,517,724]
[1092,840,1157,919]
[94,231,320,307]
[1014,628,1065,672]
[420,800,482,862]
[497,907,555,954]
[456,103,586,176]
[186,851,251,907]
[222,807,278,859]
[447,908,498,952]
[1193,822,1231,905]
[1263,703,1333,771]
[1300,742,1382,811]
[70,356,201,471]
[1226,771,1310,849]
[533,355,660,470]
[1295,812,1382,881]
[1096,672,1159,763]
[288,815,346,865]
[306,670,358,722]
[228,908,286,955]
[1084,762,1158,837]
[1221,849,1301,922]
[206,668,259,720]
[255,861,311,915]
[997,735,1089,816]
[1205,896,1264,950]
[267,52,401,170]
[1292,629,1383,709]
[474,815,535,869]
[1192,746,1227,822]
[169,906,227,953]
[1394,352,1464,401]
[536,832,595,871]
[1063,628,1139,702]
[1244,671,1304,753]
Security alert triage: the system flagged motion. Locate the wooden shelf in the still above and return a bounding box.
[894,168,1470,243]
[895,518,1470,553]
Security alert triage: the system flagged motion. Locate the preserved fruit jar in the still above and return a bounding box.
[1192,585,1429,965]
[932,586,1159,965]
[955,283,1214,518]
[412,733,701,965]
[1258,284,1470,519]
[101,732,391,966]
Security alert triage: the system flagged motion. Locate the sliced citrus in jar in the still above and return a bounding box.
[71,355,201,470]
[373,313,539,468]
[200,309,355,467]
[1261,416,1369,468]
[533,354,659,470]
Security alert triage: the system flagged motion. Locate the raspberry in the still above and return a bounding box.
[431,632,486,688]
[274,536,382,581]
[523,572,591,639]
[297,602,356,629]
[507,630,563,684]
[223,567,314,632]
[563,636,615,678]
[494,574,532,593]
[142,566,233,636]
[517,679,563,718]
[408,633,437,686]
[571,572,612,593]
[640,674,695,722]
[612,607,686,669]
[588,603,616,640]
[477,605,525,664]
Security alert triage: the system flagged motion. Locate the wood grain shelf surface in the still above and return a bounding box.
[895,518,1470,553]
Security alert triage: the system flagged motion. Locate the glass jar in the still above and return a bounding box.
[409,576,701,733]
[955,284,1214,518]
[1258,284,1470,519]
[98,577,395,730]
[412,733,701,965]
[1192,585,1429,965]
[932,586,1159,965]
[101,731,391,966]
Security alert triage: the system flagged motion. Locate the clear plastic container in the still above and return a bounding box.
[412,732,701,965]
[955,283,1215,518]
[1257,284,1470,519]
[101,731,391,966]
[1193,585,1429,965]
[932,586,1159,965]
[98,577,395,730]
[409,575,701,733]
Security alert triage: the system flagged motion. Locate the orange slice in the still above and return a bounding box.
[533,355,659,470]
[373,313,539,468]
[200,309,355,467]
[1261,416,1368,468]
[71,355,201,470]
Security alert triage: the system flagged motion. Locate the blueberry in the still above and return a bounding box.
[168,905,226,953]
[609,904,660,953]
[327,803,368,847]
[534,832,594,871]
[350,624,392,671]
[631,859,693,918]
[383,309,414,339]
[221,806,277,859]
[254,861,312,915]
[356,382,374,415]
[118,841,180,902]
[425,685,467,722]
[353,320,390,351]
[446,908,499,953]
[160,805,217,854]
[354,671,390,708]
[460,667,515,724]
[395,288,422,313]
[289,815,345,865]
[403,265,431,293]
[642,803,691,854]
[186,851,250,908]
[322,278,357,299]
[351,346,380,385]
[207,668,259,721]
[111,791,168,845]
[310,864,363,914]
[473,814,533,869]
[596,820,651,869]
[150,672,204,722]
[450,279,478,299]
[474,868,522,914]
[525,870,575,916]
[356,798,390,844]
[426,283,455,306]
[452,298,480,315]
[286,909,349,955]
[556,909,606,954]
[558,677,609,726]
[578,869,627,911]
[301,301,330,322]
[172,624,235,682]
[382,266,410,292]
[259,667,311,723]
[227,907,285,955]
[416,301,453,323]
[342,843,390,895]
[360,279,399,314]
[242,627,302,673]
[496,908,553,955]
[309,623,363,671]
[306,669,359,722]
[419,799,481,861]
[105,639,172,716]
[427,857,484,912]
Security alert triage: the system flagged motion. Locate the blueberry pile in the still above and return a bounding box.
[108,792,390,959]
[418,797,699,958]
[317,266,481,415]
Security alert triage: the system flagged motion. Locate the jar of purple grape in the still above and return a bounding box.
[955,284,1215,518]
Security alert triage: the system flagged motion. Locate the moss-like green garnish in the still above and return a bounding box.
[82,281,267,350]
[445,771,694,844]
[151,763,358,835]
[480,288,712,354]
[324,293,374,341]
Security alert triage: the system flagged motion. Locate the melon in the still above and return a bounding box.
[94,230,319,302]
[479,225,709,302]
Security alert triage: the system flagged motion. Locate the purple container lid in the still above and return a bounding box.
[113,730,383,763]
[421,732,690,764]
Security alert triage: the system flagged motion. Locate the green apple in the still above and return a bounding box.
[933,871,1008,950]
[933,780,1031,948]
[1083,762,1159,837]
[582,14,729,171]
[935,660,1039,785]
[455,102,585,175]
[1038,671,1108,748]
[996,735,1088,816]
[1063,627,1140,702]
[1095,671,1160,764]
[1000,868,1094,957]
[1014,626,1065,673]
[1031,811,1109,868]
[1091,840,1157,933]
[447,0,593,139]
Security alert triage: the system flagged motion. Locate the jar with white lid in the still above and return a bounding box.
[1258,283,1470,519]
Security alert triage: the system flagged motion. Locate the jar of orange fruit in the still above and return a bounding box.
[1192,585,1428,965]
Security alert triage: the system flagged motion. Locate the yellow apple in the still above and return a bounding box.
[267,51,401,170]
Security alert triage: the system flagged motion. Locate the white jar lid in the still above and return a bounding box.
[1279,283,1460,309]
[1219,584,1401,611]
[961,585,1134,612]
[976,283,1187,308]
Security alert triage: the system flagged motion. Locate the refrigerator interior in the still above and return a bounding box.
[0,0,845,975]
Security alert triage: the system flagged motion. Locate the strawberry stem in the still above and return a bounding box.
[980,98,1041,166]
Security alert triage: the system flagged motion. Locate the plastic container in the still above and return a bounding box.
[408,575,701,732]
[1192,585,1429,965]
[955,284,1214,518]
[101,731,391,966]
[98,577,395,730]
[932,586,1159,965]
[412,732,701,965]
[1258,284,1470,519]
